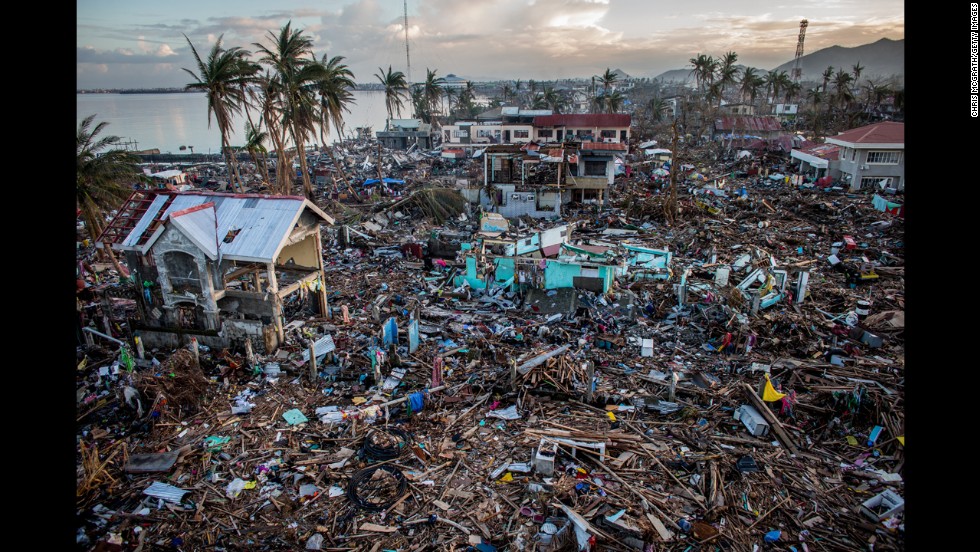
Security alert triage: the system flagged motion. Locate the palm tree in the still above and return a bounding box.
[718,51,739,101]
[604,90,625,113]
[256,71,292,193]
[253,21,325,199]
[375,65,408,128]
[77,115,146,275]
[832,68,855,114]
[456,82,477,118]
[821,66,834,94]
[740,67,763,106]
[542,86,565,113]
[183,34,250,193]
[243,121,271,185]
[648,97,668,123]
[851,62,864,83]
[422,68,446,126]
[597,68,619,110]
[500,83,514,105]
[316,53,356,150]
[410,84,430,122]
[806,87,823,138]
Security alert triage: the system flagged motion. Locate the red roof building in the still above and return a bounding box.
[826,122,904,192]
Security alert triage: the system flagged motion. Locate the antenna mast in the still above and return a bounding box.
[404,0,412,85]
[792,19,808,82]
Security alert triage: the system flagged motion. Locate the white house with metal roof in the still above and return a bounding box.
[98,190,335,352]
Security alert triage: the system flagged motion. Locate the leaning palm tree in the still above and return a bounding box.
[375,65,408,128]
[183,34,250,192]
[77,115,146,274]
[77,115,144,240]
[316,54,356,184]
[256,71,292,193]
[253,21,326,199]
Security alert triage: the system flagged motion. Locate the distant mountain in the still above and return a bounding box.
[654,68,695,84]
[653,38,904,86]
[772,38,904,84]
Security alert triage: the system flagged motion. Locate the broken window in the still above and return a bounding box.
[600,130,616,138]
[164,251,202,295]
[514,130,529,138]
[538,129,553,138]
[585,161,606,176]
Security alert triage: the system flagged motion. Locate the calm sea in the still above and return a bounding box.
[76,90,390,155]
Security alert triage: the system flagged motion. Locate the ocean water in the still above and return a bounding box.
[76,90,390,155]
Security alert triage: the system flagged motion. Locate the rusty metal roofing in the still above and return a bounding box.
[713,116,783,132]
[532,114,632,128]
[579,141,627,151]
[120,191,334,263]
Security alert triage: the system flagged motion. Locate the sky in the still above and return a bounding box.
[76,0,904,89]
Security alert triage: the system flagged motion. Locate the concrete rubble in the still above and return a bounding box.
[77,137,905,551]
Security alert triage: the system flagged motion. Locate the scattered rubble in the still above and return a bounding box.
[77,137,904,551]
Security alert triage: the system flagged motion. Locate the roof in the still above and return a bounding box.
[579,142,627,152]
[799,143,841,160]
[713,116,782,132]
[150,170,184,179]
[533,114,632,128]
[121,191,334,263]
[825,122,904,147]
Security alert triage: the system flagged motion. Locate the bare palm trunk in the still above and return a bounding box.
[221,133,245,193]
[264,110,289,194]
[291,122,314,200]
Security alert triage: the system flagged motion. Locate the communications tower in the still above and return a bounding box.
[792,19,808,82]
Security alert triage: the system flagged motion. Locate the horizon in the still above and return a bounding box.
[77,0,904,90]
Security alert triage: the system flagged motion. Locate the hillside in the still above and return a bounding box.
[654,38,904,85]
[772,38,904,84]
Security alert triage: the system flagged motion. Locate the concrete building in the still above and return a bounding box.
[96,191,335,352]
[825,122,904,192]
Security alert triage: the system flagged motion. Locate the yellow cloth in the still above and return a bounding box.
[762,374,786,402]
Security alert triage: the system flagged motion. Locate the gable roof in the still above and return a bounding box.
[120,191,334,263]
[533,114,632,128]
[825,121,904,147]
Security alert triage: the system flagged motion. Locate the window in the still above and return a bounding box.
[866,151,901,164]
[453,130,468,138]
[860,177,891,190]
[538,129,553,138]
[444,130,451,141]
[600,130,616,138]
[851,149,856,161]
[585,161,606,176]
[514,130,529,138]
[620,130,627,140]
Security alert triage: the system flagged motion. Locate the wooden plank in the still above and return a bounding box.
[645,512,675,541]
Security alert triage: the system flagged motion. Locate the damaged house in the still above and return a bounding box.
[459,141,624,219]
[96,190,335,353]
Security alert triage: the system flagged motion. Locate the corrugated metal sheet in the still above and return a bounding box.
[143,481,190,503]
[123,193,322,262]
[579,142,627,151]
[169,204,218,259]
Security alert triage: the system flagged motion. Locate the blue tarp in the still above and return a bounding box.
[363,178,406,186]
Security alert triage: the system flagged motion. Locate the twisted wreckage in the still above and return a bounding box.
[77,130,905,551]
